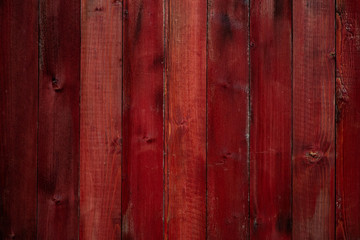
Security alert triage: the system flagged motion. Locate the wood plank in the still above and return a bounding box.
[164,0,207,238]
[293,0,335,239]
[37,0,80,239]
[207,0,249,239]
[80,0,122,239]
[121,0,164,239]
[250,0,292,239]
[336,1,360,238]
[0,0,38,238]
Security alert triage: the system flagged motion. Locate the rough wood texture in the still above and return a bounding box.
[80,0,122,239]
[336,0,360,239]
[37,0,80,239]
[0,0,38,239]
[293,0,335,239]
[207,0,249,239]
[122,0,164,239]
[4,1,360,239]
[250,0,292,239]
[165,0,207,238]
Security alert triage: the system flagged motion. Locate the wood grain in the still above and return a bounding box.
[336,0,360,239]
[80,0,123,239]
[250,0,292,239]
[38,0,80,239]
[0,0,38,239]
[293,0,335,239]
[207,0,249,239]
[165,0,207,238]
[122,0,164,239]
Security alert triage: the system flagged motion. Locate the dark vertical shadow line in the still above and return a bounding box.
[205,0,209,238]
[290,0,294,236]
[334,0,337,238]
[164,0,168,238]
[121,1,124,239]
[78,0,81,238]
[36,0,40,238]
[247,0,251,239]
[165,0,171,238]
[163,0,168,238]
[162,0,166,238]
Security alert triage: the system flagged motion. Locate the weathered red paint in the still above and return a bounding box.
[122,0,164,239]
[165,0,207,238]
[293,0,335,239]
[2,1,360,239]
[80,1,122,239]
[0,1,38,239]
[250,0,292,239]
[336,0,360,239]
[207,0,249,239]
[37,0,80,239]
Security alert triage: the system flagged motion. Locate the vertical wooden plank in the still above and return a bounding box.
[80,0,122,239]
[0,0,38,239]
[250,0,292,239]
[122,0,164,239]
[165,0,207,238]
[207,0,249,239]
[38,0,80,239]
[336,1,360,239]
[293,0,335,239]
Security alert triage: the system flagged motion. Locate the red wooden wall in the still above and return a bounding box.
[1,0,360,239]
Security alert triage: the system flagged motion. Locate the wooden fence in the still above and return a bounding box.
[1,0,359,239]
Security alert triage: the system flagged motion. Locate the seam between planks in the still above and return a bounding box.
[163,0,166,238]
[78,0,81,238]
[248,0,251,239]
[205,0,208,238]
[121,1,124,239]
[36,0,40,238]
[291,0,294,235]
[334,0,337,239]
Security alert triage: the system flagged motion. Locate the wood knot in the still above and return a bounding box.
[52,195,62,205]
[222,152,233,159]
[308,151,317,158]
[174,117,188,127]
[142,136,155,144]
[306,151,322,163]
[110,137,122,154]
[220,80,231,89]
[336,77,349,122]
[51,77,62,92]
[94,6,104,11]
[328,51,336,59]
